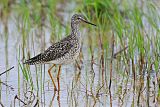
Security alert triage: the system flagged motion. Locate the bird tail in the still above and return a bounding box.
[23,53,44,65]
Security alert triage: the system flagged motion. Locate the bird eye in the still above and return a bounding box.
[78,17,82,20]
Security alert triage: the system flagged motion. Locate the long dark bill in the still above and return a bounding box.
[81,18,96,26]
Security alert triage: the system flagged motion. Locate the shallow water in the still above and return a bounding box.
[0,1,160,107]
[0,22,158,107]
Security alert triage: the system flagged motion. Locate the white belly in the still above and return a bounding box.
[47,50,80,65]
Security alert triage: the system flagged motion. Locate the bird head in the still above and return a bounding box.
[71,14,96,26]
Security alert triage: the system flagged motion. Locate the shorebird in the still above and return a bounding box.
[23,14,96,91]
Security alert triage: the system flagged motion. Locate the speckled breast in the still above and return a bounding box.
[49,37,81,65]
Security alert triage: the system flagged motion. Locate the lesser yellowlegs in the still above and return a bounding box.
[23,14,96,91]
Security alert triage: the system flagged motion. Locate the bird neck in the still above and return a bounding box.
[71,22,82,43]
[71,22,80,36]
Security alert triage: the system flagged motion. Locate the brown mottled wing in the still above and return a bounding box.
[42,40,73,62]
[23,35,75,65]
[23,53,44,65]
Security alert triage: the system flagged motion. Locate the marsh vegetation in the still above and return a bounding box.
[0,0,160,106]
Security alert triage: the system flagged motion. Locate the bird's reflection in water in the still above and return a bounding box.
[57,90,61,107]
[49,91,61,107]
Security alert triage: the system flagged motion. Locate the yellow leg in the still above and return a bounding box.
[48,64,57,91]
[57,65,61,107]
[57,65,62,91]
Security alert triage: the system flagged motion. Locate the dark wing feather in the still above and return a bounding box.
[42,40,74,62]
[23,53,44,65]
[24,35,75,65]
